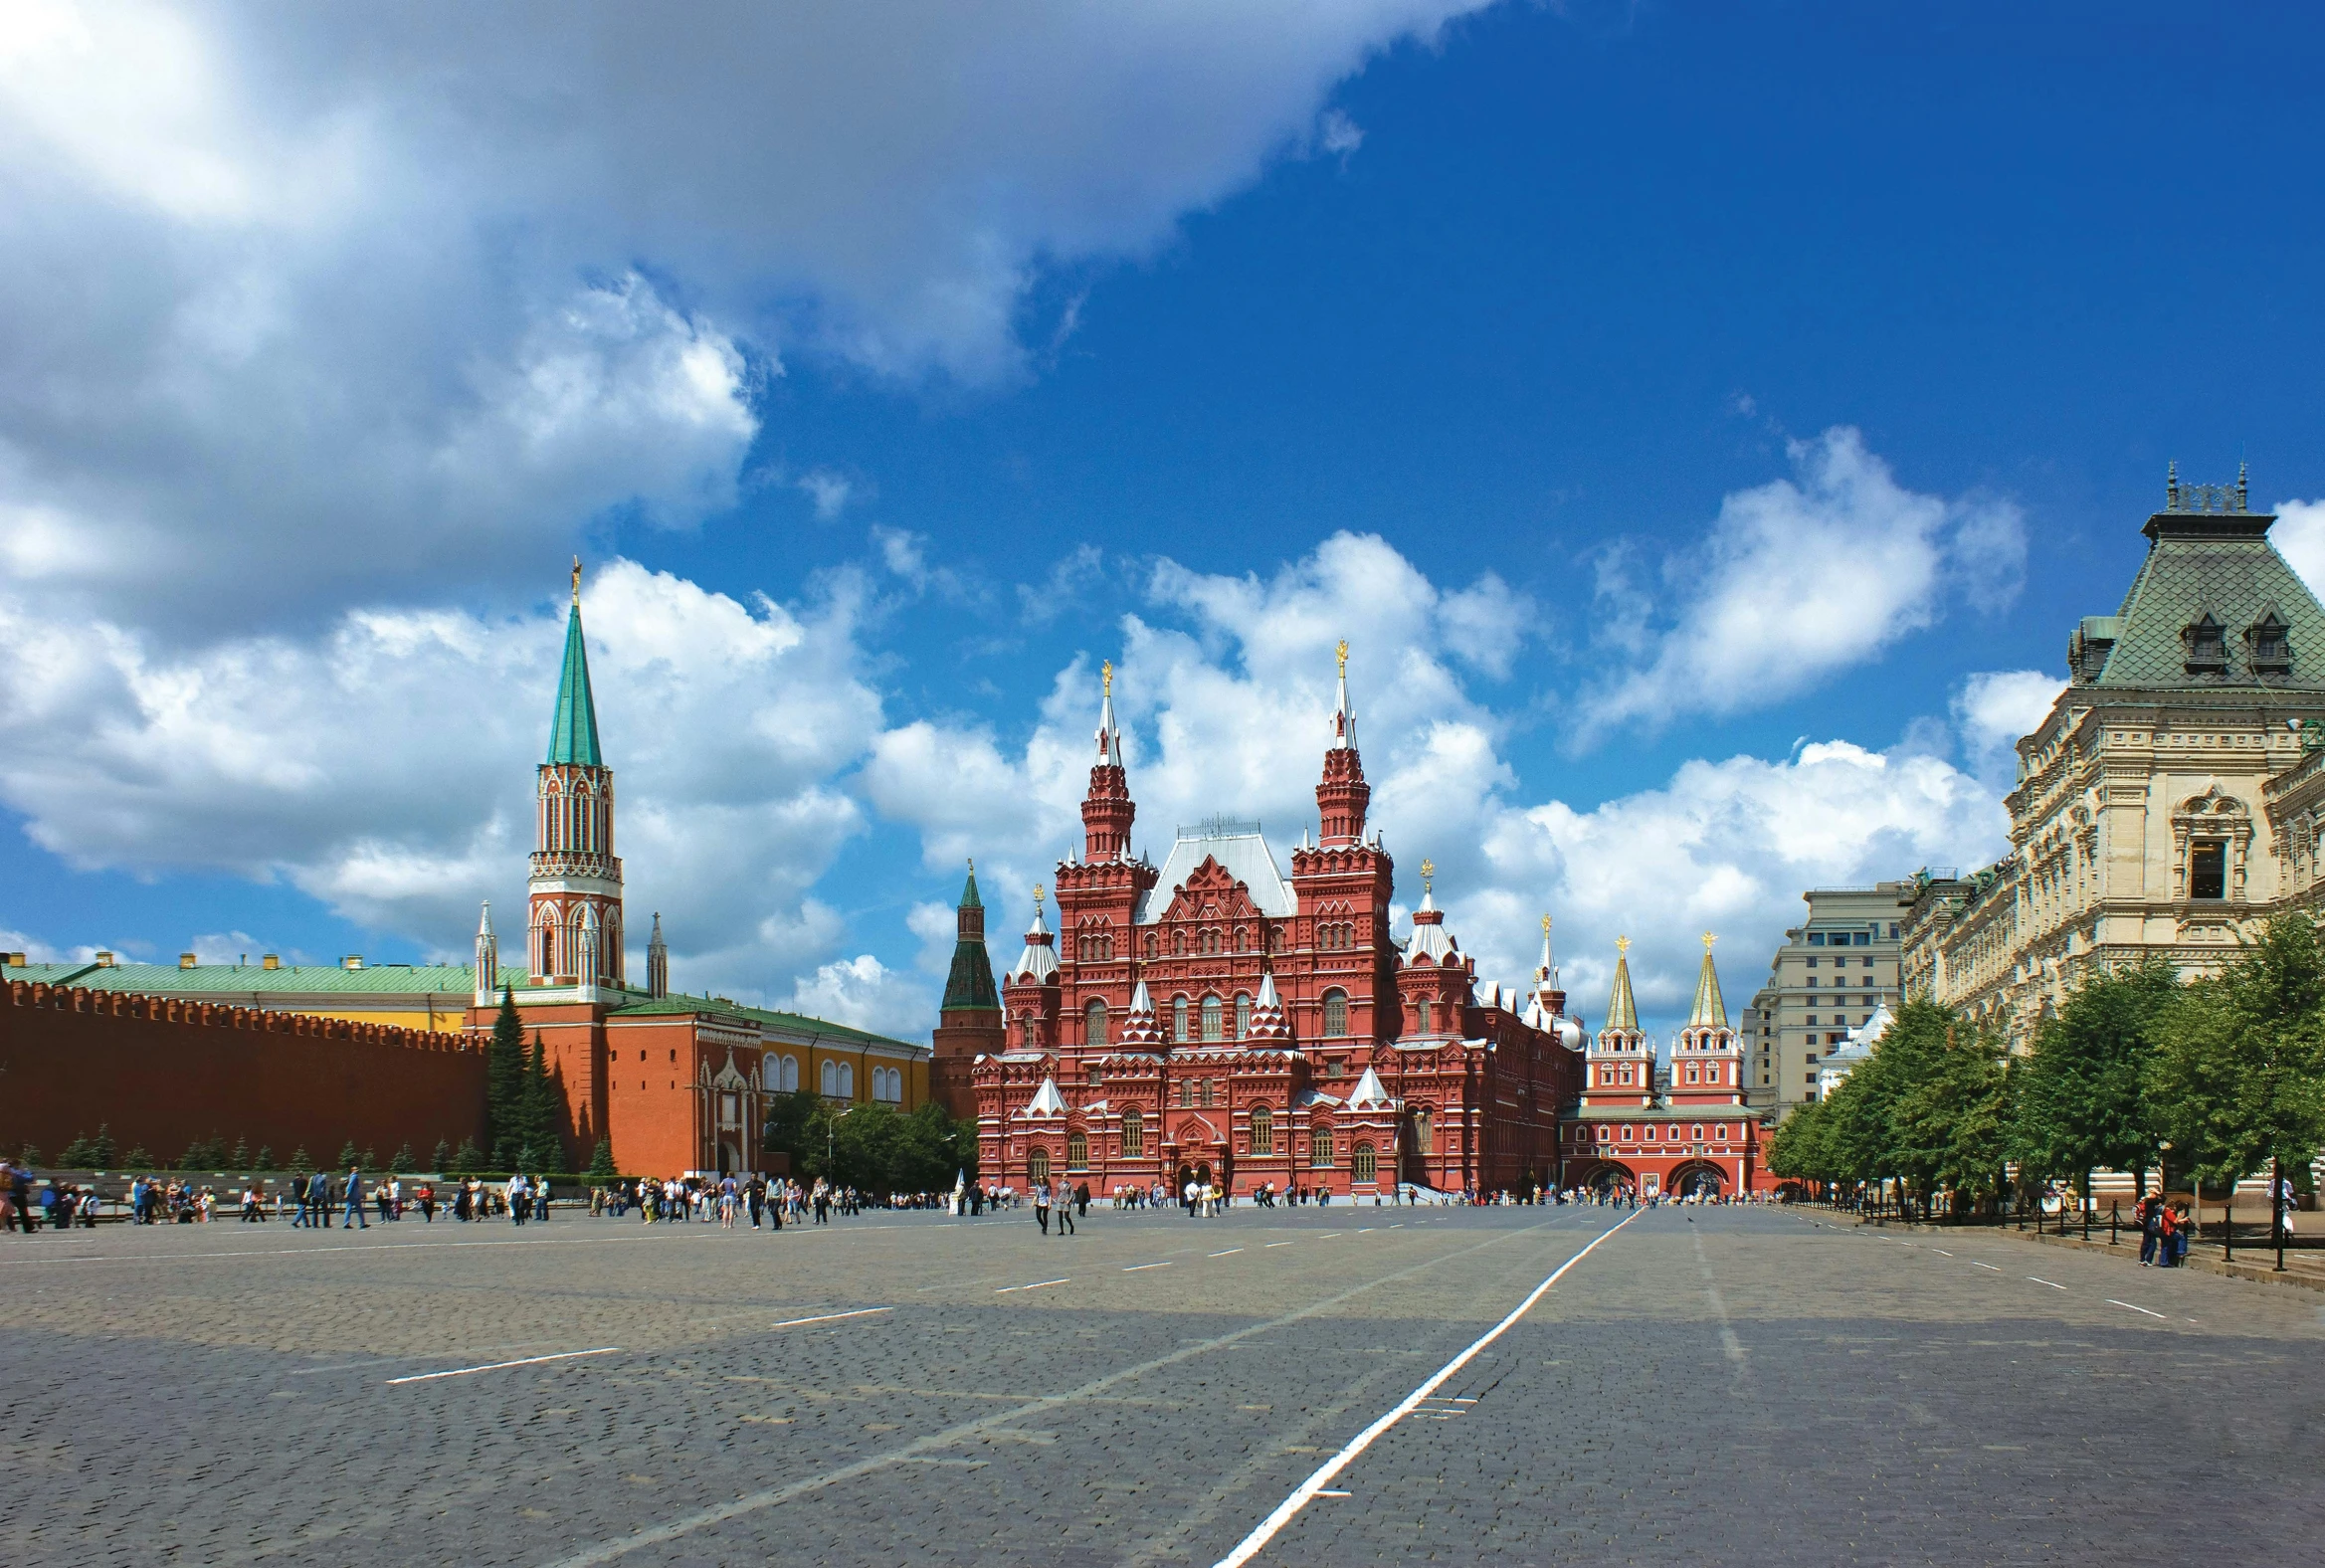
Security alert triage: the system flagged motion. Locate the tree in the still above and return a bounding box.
[123,1146,151,1169]
[2017,958,2175,1198]
[390,1143,416,1173]
[16,1143,39,1167]
[59,1133,97,1168]
[337,1139,361,1169]
[254,1146,275,1171]
[231,1137,251,1170]
[1892,1019,2015,1214]
[92,1124,116,1167]
[2151,913,2325,1191]
[453,1137,486,1171]
[486,987,527,1167]
[762,1089,828,1176]
[432,1138,453,1172]
[518,1032,560,1170]
[586,1138,617,1180]
[287,1145,310,1174]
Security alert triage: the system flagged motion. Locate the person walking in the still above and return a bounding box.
[1034,1178,1052,1236]
[340,1166,368,1230]
[306,1169,332,1233]
[2158,1199,2181,1267]
[1055,1180,1075,1237]
[2138,1193,2161,1266]
[507,1172,529,1226]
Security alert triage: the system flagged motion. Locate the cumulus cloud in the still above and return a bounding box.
[1576,427,2027,740]
[0,1,1485,635]
[866,528,2013,1031]
[0,559,881,999]
[781,953,933,1042]
[1953,668,2066,787]
[2273,497,2325,595]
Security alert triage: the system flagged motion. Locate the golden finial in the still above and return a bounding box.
[571,556,583,604]
[1033,883,1045,908]
[967,857,975,874]
[1336,638,1349,676]
[1102,659,1113,696]
[1702,930,1716,952]
[1421,858,1434,892]
[1616,934,1631,956]
[1542,913,1552,938]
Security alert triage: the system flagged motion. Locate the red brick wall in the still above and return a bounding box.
[2,981,487,1166]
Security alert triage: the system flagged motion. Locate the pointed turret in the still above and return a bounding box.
[932,860,1008,1118]
[1605,937,1639,1032]
[942,862,1001,1011]
[1686,932,1727,1029]
[474,900,498,1001]
[1081,660,1136,860]
[647,911,669,999]
[1348,1065,1395,1111]
[1010,888,1060,984]
[1316,640,1371,845]
[547,563,603,767]
[1246,970,1292,1044]
[1116,979,1164,1049]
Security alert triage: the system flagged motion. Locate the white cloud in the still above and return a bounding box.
[799,471,856,521]
[1577,427,2027,740]
[2273,498,2325,596]
[0,1,1487,635]
[1319,109,1366,157]
[782,953,932,1042]
[1953,668,2065,786]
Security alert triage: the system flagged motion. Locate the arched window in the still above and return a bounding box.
[1120,1109,1144,1157]
[1066,1131,1088,1168]
[1234,992,1252,1039]
[1173,931,1186,956]
[1085,997,1109,1047]
[1352,1142,1377,1183]
[1172,995,1190,1043]
[820,1060,839,1096]
[1419,999,1436,1034]
[1145,933,1157,959]
[1691,1123,1704,1141]
[839,1063,855,1098]
[1236,926,1248,952]
[1310,1128,1335,1167]
[762,1056,781,1091]
[1321,988,1348,1037]
[1028,1147,1051,1183]
[1414,1105,1434,1153]
[1201,994,1224,1041]
[1249,1105,1273,1155]
[1667,1124,1680,1140]
[1715,1123,1729,1140]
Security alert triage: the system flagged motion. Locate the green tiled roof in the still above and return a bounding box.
[59,961,479,995]
[2088,510,2325,690]
[608,989,921,1052]
[546,600,604,766]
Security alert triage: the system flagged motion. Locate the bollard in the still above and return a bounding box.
[2109,1201,2120,1246]
[2224,1190,2233,1265]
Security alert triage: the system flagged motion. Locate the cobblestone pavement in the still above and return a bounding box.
[5,1204,2322,1566]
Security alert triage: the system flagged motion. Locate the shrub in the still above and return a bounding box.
[586,1138,617,1180]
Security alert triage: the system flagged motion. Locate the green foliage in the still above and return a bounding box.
[432,1139,453,1172]
[2017,957,2175,1193]
[231,1137,251,1169]
[361,1146,377,1170]
[2151,913,2325,1189]
[452,1136,486,1170]
[287,1145,310,1173]
[253,1145,275,1171]
[15,1143,39,1167]
[92,1124,115,1167]
[767,1097,976,1194]
[179,1133,229,1170]
[486,988,527,1167]
[390,1142,416,1173]
[586,1137,618,1180]
[336,1140,360,1169]
[517,1032,560,1169]
[123,1146,151,1169]
[58,1132,97,1168]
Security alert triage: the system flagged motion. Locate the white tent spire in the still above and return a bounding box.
[1096,659,1123,767]
[1330,638,1356,750]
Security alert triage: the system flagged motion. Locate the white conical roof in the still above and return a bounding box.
[1257,971,1281,1009]
[1347,1065,1395,1111]
[477,900,494,937]
[1025,1076,1067,1117]
[1331,654,1357,750]
[1011,896,1059,982]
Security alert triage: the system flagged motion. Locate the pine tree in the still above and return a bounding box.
[16,1143,39,1167]
[288,1145,310,1174]
[231,1137,251,1170]
[59,1133,95,1168]
[585,1137,617,1180]
[361,1147,377,1171]
[487,987,527,1167]
[337,1139,360,1169]
[432,1138,453,1172]
[519,1031,559,1170]
[93,1124,116,1167]
[453,1137,485,1172]
[254,1145,275,1171]
[124,1146,151,1169]
[390,1143,416,1173]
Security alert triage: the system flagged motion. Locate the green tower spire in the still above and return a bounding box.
[546,561,603,767]
[941,860,1000,1013]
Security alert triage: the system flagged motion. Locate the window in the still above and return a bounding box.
[1852,932,1869,947]
[1805,956,1818,968]
[1173,995,1189,1043]
[2185,613,2228,672]
[1234,992,1252,1039]
[1177,1081,1191,1107]
[1691,1124,1705,1141]
[820,1059,839,1096]
[1620,1125,1633,1141]
[1715,1123,1729,1140]
[1145,933,1158,959]
[1668,1124,1681,1140]
[1311,1128,1335,1166]
[1419,999,1437,1033]
[1173,931,1186,956]
[1250,1105,1274,1155]
[1199,1078,1214,1108]
[1028,1147,1051,1183]
[2190,841,2227,900]
[1352,1142,1377,1183]
[1644,1123,1658,1142]
[2250,614,2292,671]
[1085,998,1109,1048]
[1066,1131,1088,1169]
[1120,1110,1144,1157]
[762,1056,782,1091]
[1321,988,1349,1037]
[1201,994,1224,1041]
[1808,932,1825,946]
[1414,1105,1434,1153]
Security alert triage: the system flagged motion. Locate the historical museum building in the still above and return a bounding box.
[2,567,926,1178]
[1901,468,2325,1046]
[931,653,1766,1198]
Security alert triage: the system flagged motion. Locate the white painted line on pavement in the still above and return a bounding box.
[1264,1242,1293,1248]
[997,1277,1069,1293]
[770,1308,891,1330]
[1932,1249,1953,1256]
[1123,1262,1172,1273]
[1212,1207,1643,1568]
[2106,1299,2167,1318]
[2028,1277,2067,1290]
[1210,1249,1244,1257]
[1315,1489,1351,1497]
[388,1347,622,1385]
[1971,1262,2003,1271]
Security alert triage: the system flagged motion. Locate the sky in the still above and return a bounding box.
[6,2,2325,1043]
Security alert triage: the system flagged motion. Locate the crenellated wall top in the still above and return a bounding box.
[4,980,480,1054]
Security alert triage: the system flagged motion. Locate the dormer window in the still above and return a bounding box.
[2184,613,2228,673]
[2247,613,2292,673]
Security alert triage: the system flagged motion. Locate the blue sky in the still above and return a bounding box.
[5,3,2324,1039]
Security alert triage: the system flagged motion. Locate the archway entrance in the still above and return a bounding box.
[1669,1161,1726,1199]
[1029,1147,1052,1185]
[718,1140,739,1174]
[1580,1161,1635,1197]
[1175,1161,1213,1190]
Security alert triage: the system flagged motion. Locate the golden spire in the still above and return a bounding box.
[571,556,582,604]
[1616,934,1631,955]
[1607,937,1638,1031]
[1688,932,1729,1030]
[1336,638,1348,675]
[1102,659,1112,696]
[1702,930,1716,952]
[1421,858,1434,892]
[1542,913,1553,938]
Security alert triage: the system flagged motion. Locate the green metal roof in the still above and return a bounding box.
[58,961,479,995]
[959,865,982,909]
[546,600,604,766]
[607,989,921,1052]
[2088,509,2325,689]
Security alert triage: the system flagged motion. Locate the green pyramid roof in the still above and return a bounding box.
[546,599,603,766]
[960,865,983,909]
[1605,946,1639,1032]
[2084,507,2325,691]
